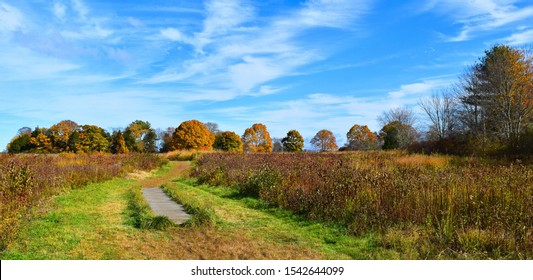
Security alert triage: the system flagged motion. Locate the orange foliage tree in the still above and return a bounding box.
[241,123,273,153]
[310,129,338,152]
[172,120,215,150]
[48,120,79,152]
[346,124,377,150]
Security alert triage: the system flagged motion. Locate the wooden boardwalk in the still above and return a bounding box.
[142,187,191,224]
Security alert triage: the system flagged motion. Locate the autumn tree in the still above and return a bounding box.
[48,120,79,152]
[310,129,338,152]
[346,124,377,150]
[124,120,158,153]
[282,129,304,152]
[29,127,53,153]
[172,120,215,150]
[110,130,129,154]
[213,131,243,152]
[241,123,273,153]
[75,125,110,153]
[458,44,533,152]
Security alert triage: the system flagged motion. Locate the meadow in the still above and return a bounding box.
[192,151,533,259]
[1,151,531,260]
[0,153,165,250]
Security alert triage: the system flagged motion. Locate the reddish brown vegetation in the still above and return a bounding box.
[192,151,533,258]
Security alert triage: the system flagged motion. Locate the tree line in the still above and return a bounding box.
[6,44,532,156]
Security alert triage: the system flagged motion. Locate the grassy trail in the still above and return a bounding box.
[1,161,391,260]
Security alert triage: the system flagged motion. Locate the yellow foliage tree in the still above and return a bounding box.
[48,120,79,152]
[346,124,377,150]
[241,123,273,153]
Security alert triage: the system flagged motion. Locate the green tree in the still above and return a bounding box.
[172,120,215,150]
[7,134,31,153]
[124,120,158,153]
[346,124,377,150]
[379,122,401,150]
[310,129,337,152]
[241,123,273,153]
[281,129,304,152]
[213,131,243,152]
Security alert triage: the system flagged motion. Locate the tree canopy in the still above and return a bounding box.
[213,131,243,152]
[458,44,533,153]
[346,124,377,150]
[281,130,305,152]
[124,120,158,153]
[172,120,215,150]
[310,129,337,152]
[242,123,273,153]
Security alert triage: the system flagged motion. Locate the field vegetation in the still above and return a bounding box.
[0,153,165,250]
[192,151,533,259]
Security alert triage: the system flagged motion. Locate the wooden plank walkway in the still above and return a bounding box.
[142,187,191,225]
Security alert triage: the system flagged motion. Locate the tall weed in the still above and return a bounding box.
[0,153,165,250]
[192,151,533,259]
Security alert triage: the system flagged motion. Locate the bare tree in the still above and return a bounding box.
[377,107,419,148]
[377,106,416,127]
[204,122,220,134]
[419,89,459,141]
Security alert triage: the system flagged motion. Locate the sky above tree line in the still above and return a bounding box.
[1,0,532,150]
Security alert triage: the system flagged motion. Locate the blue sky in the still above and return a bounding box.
[1,0,532,150]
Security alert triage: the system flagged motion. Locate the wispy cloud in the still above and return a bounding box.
[0,2,25,35]
[53,2,66,20]
[504,29,533,45]
[144,0,372,100]
[423,0,533,42]
[388,78,451,100]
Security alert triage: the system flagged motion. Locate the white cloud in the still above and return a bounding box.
[71,0,89,20]
[53,2,66,20]
[298,0,371,28]
[504,29,533,45]
[160,27,187,42]
[127,17,143,27]
[0,44,79,81]
[0,3,25,35]
[425,0,533,41]
[228,56,284,92]
[202,0,254,37]
[388,79,450,99]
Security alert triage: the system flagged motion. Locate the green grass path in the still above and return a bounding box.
[1,161,394,259]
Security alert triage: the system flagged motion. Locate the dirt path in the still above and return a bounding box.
[140,161,192,224]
